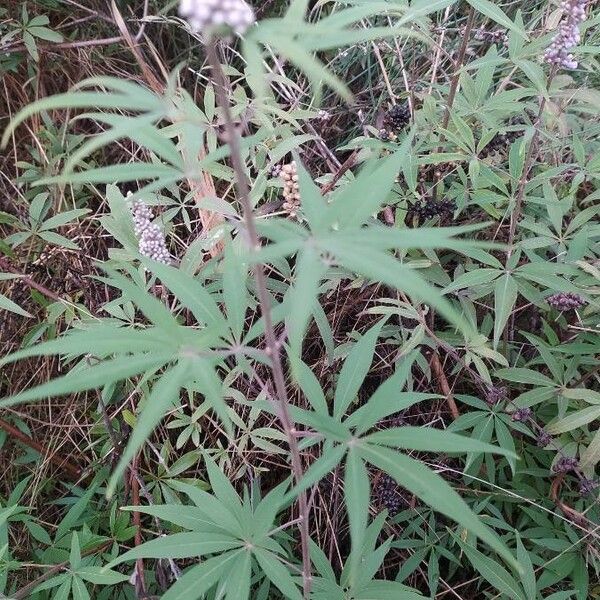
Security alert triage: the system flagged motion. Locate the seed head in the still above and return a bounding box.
[179,0,255,35]
[543,0,587,70]
[547,291,586,311]
[485,385,507,406]
[130,200,171,265]
[511,407,532,422]
[552,455,579,474]
[279,161,301,220]
[579,477,598,497]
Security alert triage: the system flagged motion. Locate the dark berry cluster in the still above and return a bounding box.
[408,197,456,225]
[536,430,553,448]
[511,407,532,422]
[375,474,403,517]
[547,291,586,311]
[480,129,522,158]
[473,27,508,45]
[485,386,507,406]
[579,478,599,497]
[385,102,410,131]
[552,456,579,473]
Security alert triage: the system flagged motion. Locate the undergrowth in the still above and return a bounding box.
[0,1,599,599]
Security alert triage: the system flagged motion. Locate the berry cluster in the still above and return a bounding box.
[579,478,599,496]
[385,102,410,131]
[543,0,587,69]
[473,27,508,45]
[375,474,403,517]
[280,162,301,219]
[485,385,507,406]
[131,199,171,265]
[511,407,532,422]
[536,430,553,448]
[552,456,579,473]
[179,0,255,35]
[480,128,523,158]
[408,197,456,225]
[547,291,586,311]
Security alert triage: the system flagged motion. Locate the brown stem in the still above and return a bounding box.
[205,40,312,597]
[0,417,82,481]
[440,6,475,133]
[12,540,111,599]
[429,352,460,420]
[319,150,359,196]
[0,257,65,304]
[2,36,123,55]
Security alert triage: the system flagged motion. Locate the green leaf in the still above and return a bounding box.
[287,246,327,357]
[356,580,427,600]
[496,368,557,387]
[224,550,252,600]
[546,406,600,435]
[457,539,526,600]
[107,532,241,567]
[344,449,370,583]
[493,274,518,349]
[28,26,63,42]
[119,504,221,532]
[76,567,130,585]
[162,551,240,600]
[359,444,517,568]
[324,240,471,334]
[466,0,528,39]
[0,292,32,318]
[254,548,303,600]
[365,427,516,458]
[346,357,423,435]
[334,319,385,418]
[70,531,81,569]
[71,576,91,600]
[516,534,536,600]
[0,353,172,409]
[288,354,329,415]
[107,360,191,496]
[580,428,600,470]
[145,261,228,332]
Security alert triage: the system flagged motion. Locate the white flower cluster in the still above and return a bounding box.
[543,0,587,69]
[131,199,171,265]
[179,0,255,35]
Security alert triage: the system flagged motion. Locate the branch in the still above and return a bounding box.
[206,39,313,598]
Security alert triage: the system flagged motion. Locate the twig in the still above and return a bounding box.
[2,36,123,55]
[429,352,460,420]
[319,150,359,195]
[0,417,82,481]
[0,257,65,304]
[205,39,313,598]
[440,6,475,132]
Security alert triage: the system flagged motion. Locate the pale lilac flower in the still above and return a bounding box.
[130,199,171,265]
[179,0,255,35]
[544,0,588,69]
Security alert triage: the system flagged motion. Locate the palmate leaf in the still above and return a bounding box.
[359,444,518,569]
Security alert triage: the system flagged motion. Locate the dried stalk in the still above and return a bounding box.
[205,40,312,597]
